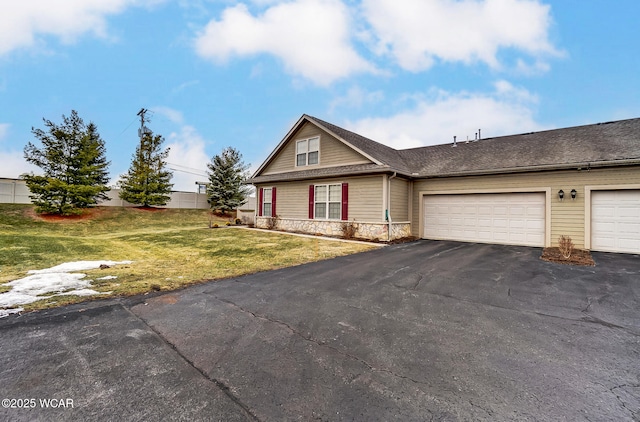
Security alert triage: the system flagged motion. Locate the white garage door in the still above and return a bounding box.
[423,193,546,247]
[591,190,640,254]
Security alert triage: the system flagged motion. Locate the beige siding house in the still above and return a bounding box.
[250,115,640,253]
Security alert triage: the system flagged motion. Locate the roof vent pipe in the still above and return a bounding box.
[478,129,481,140]
[475,132,478,141]
[452,135,457,147]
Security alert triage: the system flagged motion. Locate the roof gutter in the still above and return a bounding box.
[249,167,410,184]
[417,158,640,179]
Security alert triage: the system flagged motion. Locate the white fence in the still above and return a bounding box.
[0,179,32,204]
[99,188,209,209]
[0,178,209,210]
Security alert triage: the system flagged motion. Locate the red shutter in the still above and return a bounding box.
[308,185,315,219]
[341,183,348,221]
[258,188,263,216]
[271,187,277,217]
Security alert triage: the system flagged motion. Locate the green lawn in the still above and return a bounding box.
[0,204,377,311]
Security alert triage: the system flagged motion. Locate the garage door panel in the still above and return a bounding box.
[509,220,525,229]
[527,206,545,217]
[510,206,525,216]
[618,207,640,218]
[493,219,508,228]
[477,231,492,240]
[423,193,546,247]
[527,220,545,230]
[619,222,640,232]
[493,231,509,241]
[494,206,508,216]
[592,190,640,253]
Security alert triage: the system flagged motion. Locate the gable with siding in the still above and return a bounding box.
[261,122,374,176]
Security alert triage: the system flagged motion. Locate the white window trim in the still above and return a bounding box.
[295,136,320,167]
[262,187,273,217]
[314,183,342,220]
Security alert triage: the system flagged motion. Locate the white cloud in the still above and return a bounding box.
[0,151,40,178]
[0,123,9,140]
[347,81,545,149]
[329,86,385,113]
[171,80,200,95]
[194,0,375,85]
[362,0,559,72]
[166,125,211,192]
[152,106,185,124]
[0,0,165,56]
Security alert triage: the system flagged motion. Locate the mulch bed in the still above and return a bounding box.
[26,207,103,222]
[540,247,595,266]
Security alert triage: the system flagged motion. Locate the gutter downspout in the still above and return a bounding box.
[387,172,396,241]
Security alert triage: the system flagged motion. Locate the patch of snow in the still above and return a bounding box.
[0,260,131,311]
[0,307,23,318]
[28,260,132,274]
[57,289,112,297]
[96,275,118,280]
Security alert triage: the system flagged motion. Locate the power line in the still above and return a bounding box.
[167,162,208,173]
[118,116,138,136]
[168,167,208,176]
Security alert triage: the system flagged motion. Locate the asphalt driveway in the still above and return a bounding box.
[1,240,639,421]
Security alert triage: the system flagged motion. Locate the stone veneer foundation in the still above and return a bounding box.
[256,217,411,241]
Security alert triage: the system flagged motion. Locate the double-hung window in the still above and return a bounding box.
[314,184,341,219]
[296,137,319,166]
[262,188,272,217]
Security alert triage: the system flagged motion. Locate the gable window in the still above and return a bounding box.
[314,184,342,219]
[296,137,319,167]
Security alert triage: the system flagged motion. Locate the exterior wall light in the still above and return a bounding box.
[558,190,564,201]
[571,189,577,200]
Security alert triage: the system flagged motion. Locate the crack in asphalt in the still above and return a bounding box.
[214,296,435,391]
[124,306,261,422]
[468,399,494,417]
[582,296,594,313]
[344,290,640,339]
[610,384,640,417]
[411,274,424,290]
[419,290,640,337]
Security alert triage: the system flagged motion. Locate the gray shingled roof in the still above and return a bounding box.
[400,118,640,177]
[305,115,412,174]
[251,116,640,183]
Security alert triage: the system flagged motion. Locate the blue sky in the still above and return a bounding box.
[1,0,639,191]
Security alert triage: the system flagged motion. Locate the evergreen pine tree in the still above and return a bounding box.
[118,131,173,207]
[22,110,111,215]
[206,147,251,214]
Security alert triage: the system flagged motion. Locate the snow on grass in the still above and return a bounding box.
[27,261,132,274]
[0,260,132,317]
[96,275,118,280]
[0,307,23,318]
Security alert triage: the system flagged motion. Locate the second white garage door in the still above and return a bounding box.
[591,190,640,254]
[423,193,546,247]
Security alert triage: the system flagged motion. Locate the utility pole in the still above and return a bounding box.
[137,108,151,197]
[137,108,149,142]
